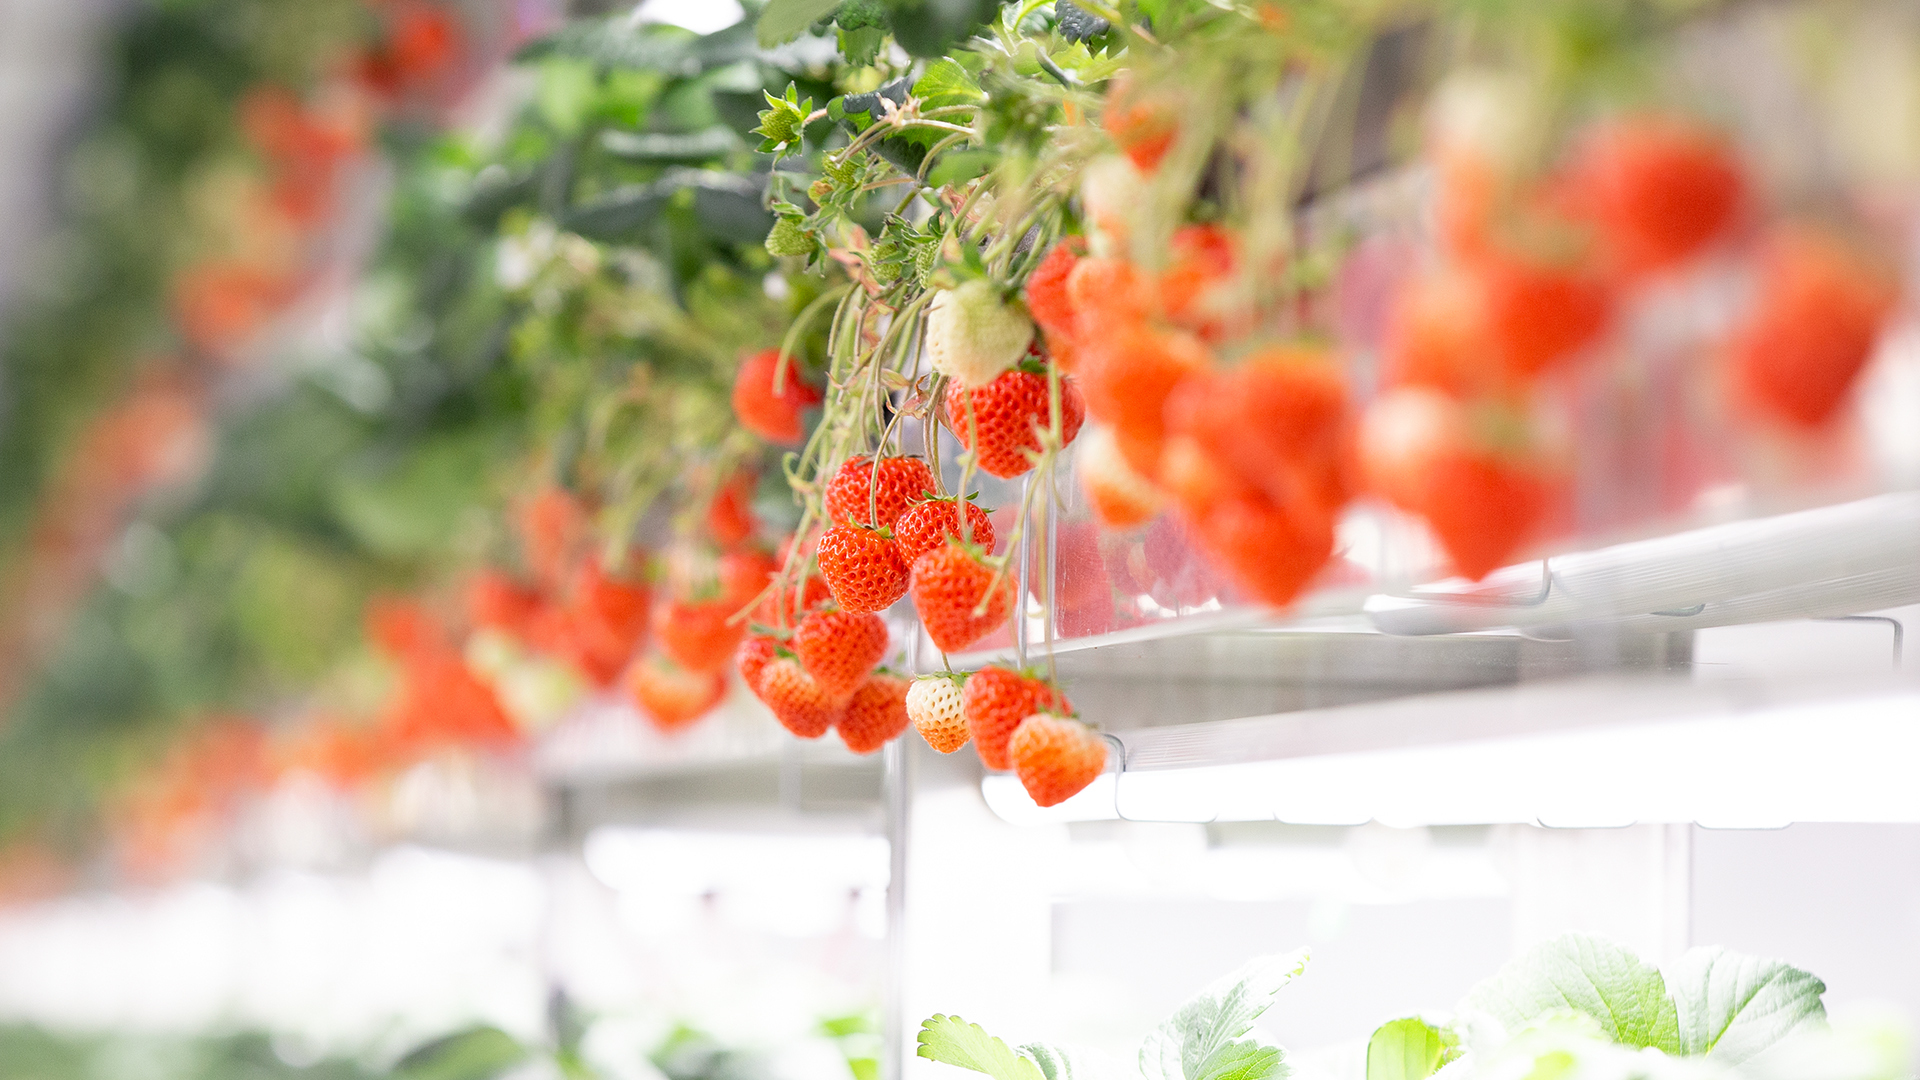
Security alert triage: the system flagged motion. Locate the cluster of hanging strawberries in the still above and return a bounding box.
[727,309,1109,803]
[1034,96,1906,598]
[1368,111,1900,577]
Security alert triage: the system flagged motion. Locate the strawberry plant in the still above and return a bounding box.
[918,935,1897,1080]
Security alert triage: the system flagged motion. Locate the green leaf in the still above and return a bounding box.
[1666,947,1826,1065]
[917,1016,1046,1080]
[839,25,887,65]
[1364,1019,1457,1080]
[925,149,997,188]
[1020,1043,1077,1080]
[391,1026,527,1080]
[600,128,741,162]
[913,57,986,109]
[519,18,697,71]
[758,0,845,46]
[1140,951,1309,1080]
[1460,935,1681,1054]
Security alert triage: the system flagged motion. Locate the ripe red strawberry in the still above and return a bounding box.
[1078,425,1165,529]
[1361,388,1554,580]
[1076,322,1211,476]
[906,674,969,753]
[1164,347,1353,516]
[1562,116,1745,279]
[707,471,759,548]
[1025,243,1080,343]
[467,571,544,636]
[626,654,726,734]
[894,497,996,564]
[753,571,833,627]
[759,656,845,738]
[736,634,778,699]
[653,598,745,673]
[718,549,779,609]
[793,608,890,696]
[1185,488,1337,608]
[1103,78,1176,172]
[1066,257,1151,328]
[962,666,1072,771]
[910,541,1017,655]
[823,455,936,529]
[945,364,1086,479]
[569,560,653,685]
[817,524,911,613]
[732,348,821,445]
[1384,256,1613,393]
[1009,713,1108,807]
[1160,224,1238,337]
[835,673,911,754]
[1729,224,1898,429]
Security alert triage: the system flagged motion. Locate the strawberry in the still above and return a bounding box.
[835,673,911,754]
[1185,489,1338,608]
[1361,388,1553,580]
[1384,257,1613,394]
[1076,323,1211,476]
[823,454,936,529]
[718,549,779,609]
[1078,425,1165,529]
[894,497,996,564]
[1025,243,1081,343]
[962,666,1072,771]
[1562,116,1745,279]
[707,470,759,549]
[569,559,654,685]
[926,279,1035,387]
[906,674,970,753]
[1729,224,1898,429]
[1065,257,1151,328]
[793,608,890,696]
[1103,78,1176,172]
[759,656,845,738]
[736,634,779,698]
[945,363,1086,479]
[910,541,1017,655]
[626,654,726,734]
[753,571,833,627]
[467,571,543,636]
[817,524,911,613]
[1160,224,1238,337]
[732,348,821,446]
[1009,713,1108,807]
[653,598,745,673]
[1163,346,1353,516]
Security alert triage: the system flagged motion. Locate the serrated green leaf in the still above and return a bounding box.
[913,57,986,110]
[1140,951,1309,1080]
[1020,1043,1076,1080]
[917,1016,1046,1080]
[1365,1019,1457,1080]
[1667,947,1826,1064]
[1460,935,1681,1054]
[758,0,844,46]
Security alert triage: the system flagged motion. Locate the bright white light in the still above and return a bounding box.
[635,0,743,35]
[583,827,888,938]
[984,692,1920,828]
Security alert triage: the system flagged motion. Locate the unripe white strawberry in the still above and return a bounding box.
[926,279,1033,387]
[906,675,969,754]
